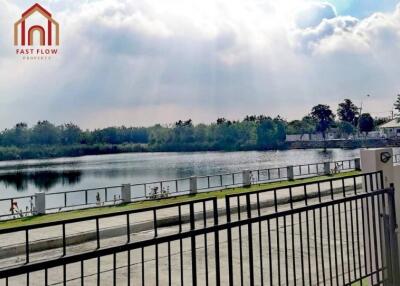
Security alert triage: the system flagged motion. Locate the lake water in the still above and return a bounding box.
[0,148,379,199]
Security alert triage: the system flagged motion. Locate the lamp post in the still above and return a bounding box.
[359,94,371,115]
[358,94,371,139]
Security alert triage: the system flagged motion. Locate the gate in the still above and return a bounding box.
[0,171,398,285]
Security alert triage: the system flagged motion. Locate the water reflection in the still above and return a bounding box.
[0,170,82,191]
[0,149,371,198]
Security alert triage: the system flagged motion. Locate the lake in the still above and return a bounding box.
[0,148,379,199]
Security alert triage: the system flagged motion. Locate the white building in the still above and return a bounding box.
[379,119,400,138]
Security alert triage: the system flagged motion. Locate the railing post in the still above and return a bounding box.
[386,186,400,285]
[323,162,331,175]
[34,192,46,215]
[360,148,395,285]
[287,165,294,181]
[354,158,361,171]
[121,184,131,203]
[190,176,197,195]
[242,169,251,187]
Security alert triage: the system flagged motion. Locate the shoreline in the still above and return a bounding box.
[0,139,399,162]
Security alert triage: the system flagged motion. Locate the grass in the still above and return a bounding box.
[0,170,360,230]
[351,278,369,285]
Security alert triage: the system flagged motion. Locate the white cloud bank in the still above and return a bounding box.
[0,0,400,128]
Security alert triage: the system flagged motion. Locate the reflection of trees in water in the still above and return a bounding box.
[0,170,82,191]
[318,149,333,160]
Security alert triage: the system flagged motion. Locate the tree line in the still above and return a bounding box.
[0,98,394,160]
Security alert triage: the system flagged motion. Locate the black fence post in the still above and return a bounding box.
[246,194,255,286]
[226,197,234,285]
[387,185,400,285]
[213,198,221,286]
[190,202,197,286]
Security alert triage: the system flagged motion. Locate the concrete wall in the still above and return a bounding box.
[286,134,311,142]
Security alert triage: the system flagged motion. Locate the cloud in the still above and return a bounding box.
[292,16,359,53]
[295,2,337,29]
[1,0,400,129]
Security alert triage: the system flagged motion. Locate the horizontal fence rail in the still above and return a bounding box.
[0,171,396,286]
[0,158,360,220]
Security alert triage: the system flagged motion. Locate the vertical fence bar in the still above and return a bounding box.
[202,202,209,286]
[153,209,158,238]
[237,196,244,286]
[226,197,233,285]
[256,193,264,286]
[284,215,288,286]
[127,250,131,286]
[156,241,159,286]
[387,186,400,285]
[126,213,130,243]
[81,260,84,286]
[371,192,381,283]
[62,223,66,256]
[299,212,305,286]
[190,202,197,286]
[113,252,116,286]
[213,198,220,286]
[179,208,184,286]
[246,194,255,285]
[274,189,281,286]
[97,257,100,286]
[25,229,29,263]
[141,247,145,286]
[168,241,171,286]
[96,218,100,249]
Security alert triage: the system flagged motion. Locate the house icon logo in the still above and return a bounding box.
[14,3,60,60]
[14,3,60,46]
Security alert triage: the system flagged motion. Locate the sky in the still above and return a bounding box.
[1,0,400,129]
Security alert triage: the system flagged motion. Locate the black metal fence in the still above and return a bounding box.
[1,171,397,285]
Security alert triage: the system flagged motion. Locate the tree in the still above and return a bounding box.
[60,123,82,145]
[338,121,355,137]
[244,115,257,122]
[310,104,335,139]
[286,116,316,136]
[175,119,192,127]
[337,99,359,125]
[216,118,227,125]
[394,94,400,114]
[30,121,60,145]
[0,122,30,147]
[358,113,374,136]
[256,119,276,148]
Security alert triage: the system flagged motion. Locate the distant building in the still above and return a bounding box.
[379,119,400,138]
[286,132,338,142]
[286,129,382,142]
